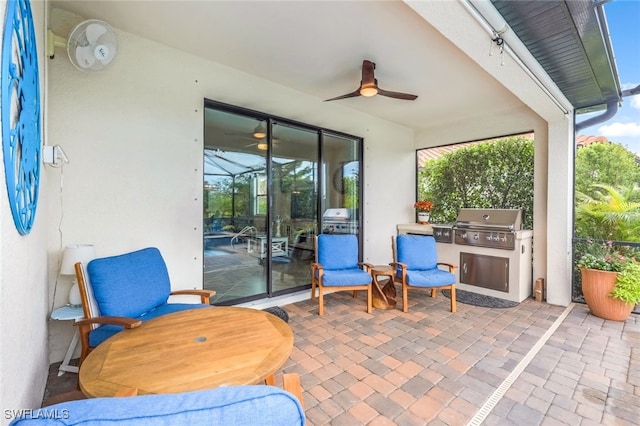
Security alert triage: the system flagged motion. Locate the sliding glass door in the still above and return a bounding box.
[203,101,362,305]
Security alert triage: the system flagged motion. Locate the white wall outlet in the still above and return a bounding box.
[42,145,69,166]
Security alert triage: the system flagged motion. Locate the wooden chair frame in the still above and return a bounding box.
[310,236,373,315]
[390,236,457,313]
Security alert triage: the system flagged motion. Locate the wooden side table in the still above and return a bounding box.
[370,265,397,310]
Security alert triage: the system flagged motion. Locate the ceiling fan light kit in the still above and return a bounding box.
[325,60,417,102]
[253,122,267,139]
[359,83,378,97]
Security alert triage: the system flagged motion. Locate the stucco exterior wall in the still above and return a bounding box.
[45,9,415,362]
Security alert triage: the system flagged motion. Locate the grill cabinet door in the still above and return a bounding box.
[460,252,509,292]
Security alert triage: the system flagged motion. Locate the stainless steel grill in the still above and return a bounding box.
[398,208,533,303]
[453,208,523,250]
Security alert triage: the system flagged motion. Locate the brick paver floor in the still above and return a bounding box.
[277,289,640,425]
[42,287,639,425]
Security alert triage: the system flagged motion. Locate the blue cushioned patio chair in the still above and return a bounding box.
[10,377,305,425]
[74,247,216,365]
[310,234,373,315]
[391,235,457,313]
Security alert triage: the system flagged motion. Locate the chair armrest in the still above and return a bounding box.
[170,289,216,304]
[75,316,142,329]
[437,262,457,272]
[389,262,407,281]
[74,316,143,367]
[389,261,407,270]
[311,262,323,271]
[360,262,375,272]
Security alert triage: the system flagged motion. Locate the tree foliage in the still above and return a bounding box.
[574,141,640,242]
[418,136,534,229]
[575,142,640,199]
[575,184,640,242]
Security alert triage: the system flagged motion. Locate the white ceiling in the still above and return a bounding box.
[49,0,525,132]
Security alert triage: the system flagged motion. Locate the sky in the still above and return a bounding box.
[578,0,640,155]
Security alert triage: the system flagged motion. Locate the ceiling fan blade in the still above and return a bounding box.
[361,60,376,84]
[324,88,361,102]
[377,88,418,100]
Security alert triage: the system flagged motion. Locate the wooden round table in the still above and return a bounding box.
[79,306,294,397]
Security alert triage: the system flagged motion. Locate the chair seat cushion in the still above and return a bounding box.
[10,385,305,425]
[403,269,455,288]
[321,268,371,286]
[89,303,211,348]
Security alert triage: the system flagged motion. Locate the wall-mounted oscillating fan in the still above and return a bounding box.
[48,19,118,72]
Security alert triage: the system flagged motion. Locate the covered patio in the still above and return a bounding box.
[2,0,634,420]
[44,294,640,424]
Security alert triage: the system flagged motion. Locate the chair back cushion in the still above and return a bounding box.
[396,235,438,270]
[87,247,171,318]
[317,234,359,270]
[10,385,305,425]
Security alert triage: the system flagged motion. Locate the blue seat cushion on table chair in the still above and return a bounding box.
[10,385,305,425]
[321,268,372,286]
[88,247,173,318]
[88,303,211,348]
[403,269,456,288]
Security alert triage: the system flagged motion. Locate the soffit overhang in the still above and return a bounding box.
[492,0,621,113]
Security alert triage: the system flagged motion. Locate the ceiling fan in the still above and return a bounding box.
[245,138,283,151]
[325,60,418,102]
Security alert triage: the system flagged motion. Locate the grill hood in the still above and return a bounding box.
[455,208,523,231]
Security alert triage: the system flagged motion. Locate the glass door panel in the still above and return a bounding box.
[203,102,363,305]
[271,123,319,293]
[321,134,360,236]
[203,109,268,304]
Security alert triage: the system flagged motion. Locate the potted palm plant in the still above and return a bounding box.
[577,241,640,321]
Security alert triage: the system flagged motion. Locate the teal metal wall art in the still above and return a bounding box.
[2,0,41,235]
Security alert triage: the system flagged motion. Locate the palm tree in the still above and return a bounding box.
[575,184,640,242]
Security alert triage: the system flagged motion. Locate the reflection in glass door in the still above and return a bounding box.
[321,134,360,238]
[271,123,318,293]
[203,102,362,305]
[203,110,269,304]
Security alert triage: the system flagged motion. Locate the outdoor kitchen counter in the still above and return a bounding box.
[396,224,433,235]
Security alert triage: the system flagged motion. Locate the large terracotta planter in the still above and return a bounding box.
[580,268,633,321]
